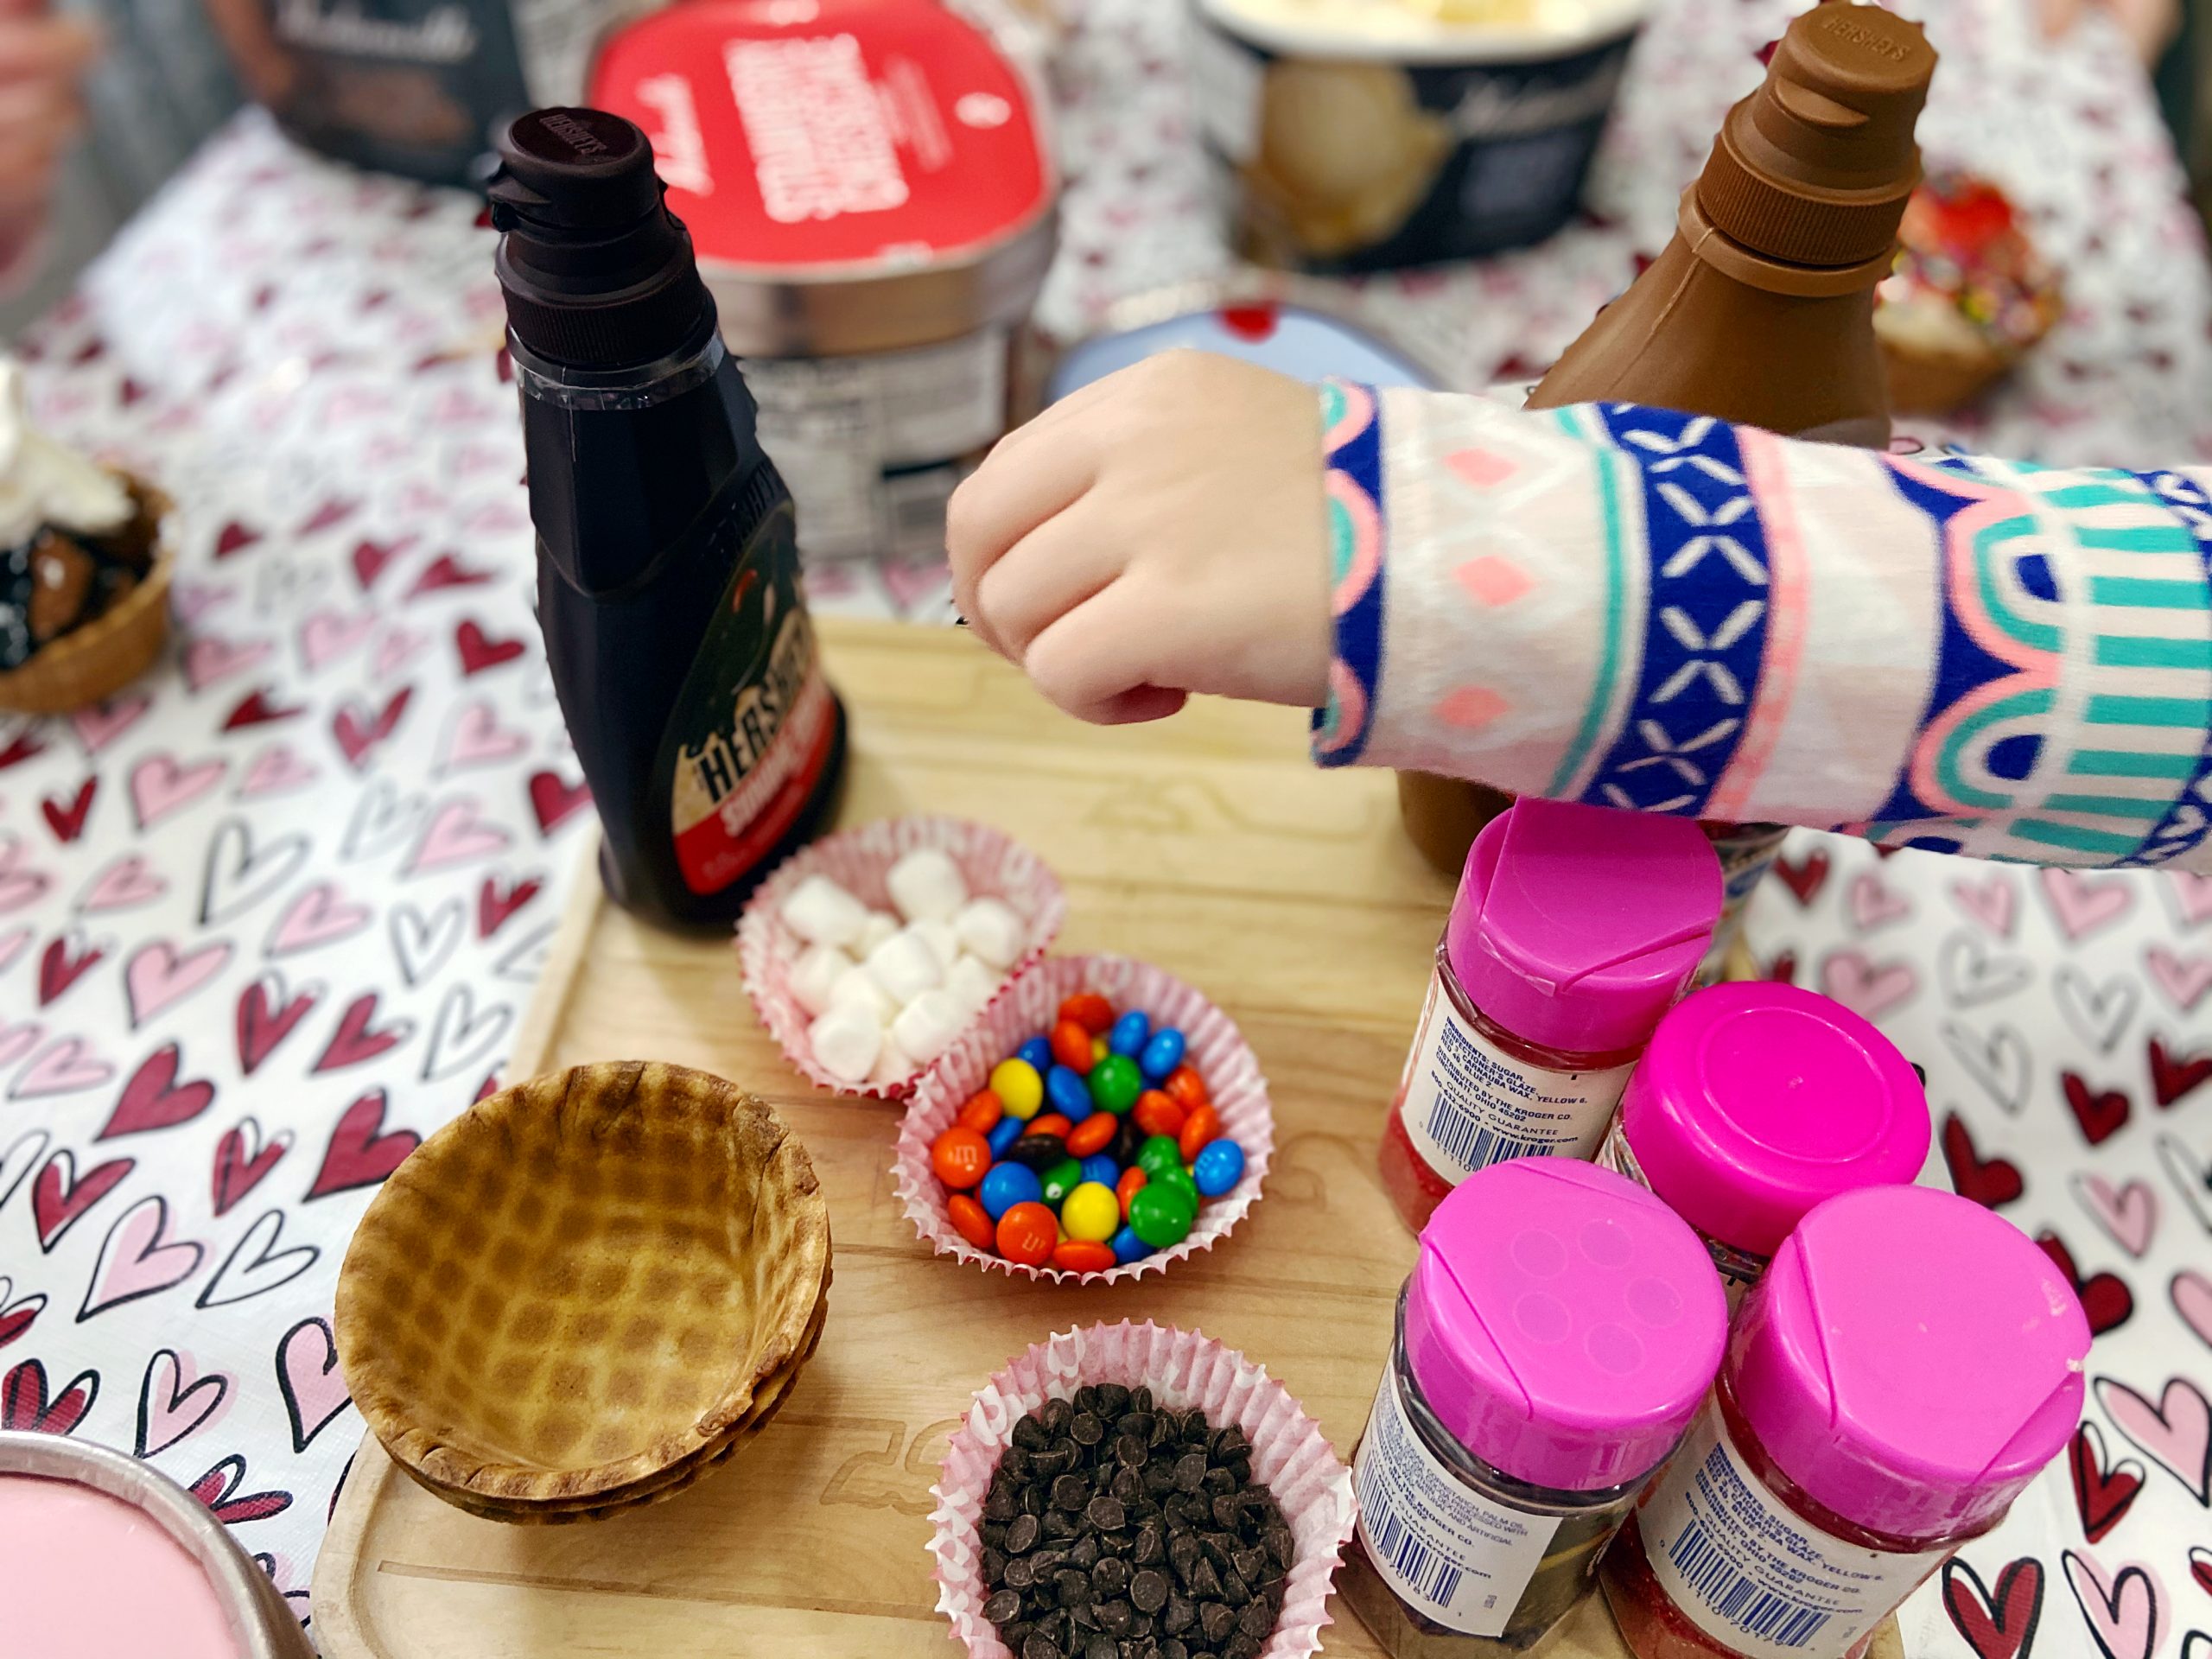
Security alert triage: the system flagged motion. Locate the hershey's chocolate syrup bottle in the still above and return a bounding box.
[493,108,846,930]
[1397,0,1936,876]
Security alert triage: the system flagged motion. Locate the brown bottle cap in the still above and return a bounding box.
[1693,2,1936,268]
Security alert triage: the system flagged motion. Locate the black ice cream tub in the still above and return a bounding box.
[1186,0,1648,272]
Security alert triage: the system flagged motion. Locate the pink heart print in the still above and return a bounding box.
[1818,950,1919,1020]
[2062,1551,2161,1659]
[80,1197,207,1319]
[2041,868,2137,942]
[124,940,234,1027]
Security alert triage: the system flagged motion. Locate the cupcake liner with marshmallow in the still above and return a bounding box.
[738,816,1066,1099]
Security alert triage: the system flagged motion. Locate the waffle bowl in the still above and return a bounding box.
[334,1061,832,1523]
[0,475,174,715]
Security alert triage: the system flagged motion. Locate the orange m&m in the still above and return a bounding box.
[1060,993,1115,1035]
[1065,1114,1117,1157]
[1177,1103,1222,1163]
[1164,1063,1211,1111]
[1051,1239,1116,1274]
[1133,1090,1185,1140]
[995,1201,1058,1267]
[1116,1166,1147,1218]
[1049,1019,1095,1073]
[931,1126,993,1189]
[947,1193,995,1249]
[956,1090,1003,1134]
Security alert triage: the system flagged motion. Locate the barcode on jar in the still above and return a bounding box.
[1664,1518,1834,1650]
[1421,1096,1550,1173]
[1358,1472,1466,1609]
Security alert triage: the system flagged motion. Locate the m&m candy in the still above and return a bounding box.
[931,1127,992,1190]
[930,990,1249,1274]
[991,1058,1044,1120]
[1193,1138,1246,1197]
[978,1161,1041,1220]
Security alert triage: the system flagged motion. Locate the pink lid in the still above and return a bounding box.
[1446,802,1719,1056]
[1405,1160,1728,1491]
[1733,1185,2090,1541]
[1619,983,1930,1258]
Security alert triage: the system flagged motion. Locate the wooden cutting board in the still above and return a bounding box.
[310,617,1888,1659]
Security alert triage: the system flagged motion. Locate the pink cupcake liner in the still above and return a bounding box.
[929,1321,1357,1659]
[894,954,1272,1284]
[736,815,1067,1099]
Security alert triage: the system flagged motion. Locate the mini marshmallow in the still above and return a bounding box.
[913,918,962,974]
[829,965,894,1024]
[893,988,967,1066]
[864,931,943,1004]
[869,1033,914,1086]
[856,910,902,956]
[887,847,968,924]
[948,953,1003,1014]
[953,897,1027,970]
[781,874,869,948]
[807,1006,882,1084]
[789,944,854,1016]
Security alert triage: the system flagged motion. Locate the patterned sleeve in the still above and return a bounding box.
[1311,381,2212,874]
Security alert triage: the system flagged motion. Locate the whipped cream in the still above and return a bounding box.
[0,359,132,550]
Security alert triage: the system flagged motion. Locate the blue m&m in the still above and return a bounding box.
[978,1161,1041,1220]
[1140,1027,1185,1082]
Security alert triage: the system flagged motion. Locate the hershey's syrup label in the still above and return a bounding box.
[660,491,836,896]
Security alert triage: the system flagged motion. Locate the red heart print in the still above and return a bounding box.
[37,934,105,1007]
[1942,1113,2025,1209]
[212,521,260,559]
[1774,849,1830,906]
[188,1453,292,1524]
[2189,1548,2210,1599]
[307,1089,420,1199]
[405,552,492,599]
[331,686,412,771]
[2037,1232,2134,1337]
[528,769,591,836]
[2069,1422,2144,1544]
[350,537,410,591]
[221,688,302,731]
[2,1357,99,1434]
[0,1287,44,1349]
[1766,949,1798,985]
[294,497,358,537]
[1942,1557,2044,1659]
[211,1119,289,1217]
[0,729,46,770]
[40,776,96,844]
[2151,1039,2212,1110]
[2063,1072,2133,1147]
[454,620,526,676]
[478,875,542,938]
[99,1044,218,1140]
[311,994,413,1074]
[235,976,319,1077]
[30,1152,134,1250]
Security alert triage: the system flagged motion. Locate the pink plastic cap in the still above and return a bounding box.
[1405,1160,1728,1492]
[1733,1185,2090,1541]
[1619,982,1930,1258]
[1446,802,1720,1056]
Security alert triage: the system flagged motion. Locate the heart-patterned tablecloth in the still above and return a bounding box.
[0,0,2205,1649]
[1747,842,2212,1659]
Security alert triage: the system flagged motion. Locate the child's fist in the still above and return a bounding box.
[949,352,1332,725]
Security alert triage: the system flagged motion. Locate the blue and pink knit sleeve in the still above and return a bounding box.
[1313,382,2212,874]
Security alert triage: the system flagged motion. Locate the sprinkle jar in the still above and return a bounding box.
[1340,1160,1728,1658]
[1601,1185,2090,1659]
[1596,982,1929,1306]
[1378,799,1721,1231]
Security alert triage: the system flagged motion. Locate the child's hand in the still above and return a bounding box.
[948,352,1332,725]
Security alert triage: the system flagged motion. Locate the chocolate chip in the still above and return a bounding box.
[1230,1548,1265,1585]
[1057,1569,1092,1609]
[1008,1514,1042,1554]
[1220,1568,1249,1607]
[1068,1534,1101,1571]
[984,1589,1024,1625]
[1112,1466,1141,1503]
[1007,1555,1038,1590]
[1168,1533,1201,1584]
[1189,1556,1222,1600]
[1014,1417,1048,1451]
[1024,1634,1063,1659]
[1088,1496,1128,1532]
[1046,1510,1082,1540]
[1097,1599,1134,1637]
[1085,1638,1117,1659]
[1200,1602,1236,1644]
[984,1546,1008,1582]
[1159,1643,1186,1659]
[1203,1469,1236,1498]
[1005,1622,1033,1649]
[1237,1599,1274,1641]
[1263,1528,1293,1571]
[1053,1475,1093,1511]
[1211,1495,1240,1529]
[1116,1434,1148,1468]
[1094,1557,1131,1599]
[988,1485,1018,1522]
[1164,1592,1196,1635]
[1130,1568,1169,1613]
[1173,1453,1207,1493]
[1042,1398,1073,1435]
[1133,1523,1164,1567]
[1225,1635,1261,1659]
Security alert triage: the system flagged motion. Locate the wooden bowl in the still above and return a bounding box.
[0,477,174,715]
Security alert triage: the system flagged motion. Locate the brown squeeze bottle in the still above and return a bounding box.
[1396,0,1936,876]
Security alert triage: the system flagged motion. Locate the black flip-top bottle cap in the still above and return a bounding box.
[490,107,715,371]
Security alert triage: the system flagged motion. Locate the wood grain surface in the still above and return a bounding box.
[311,618,1889,1659]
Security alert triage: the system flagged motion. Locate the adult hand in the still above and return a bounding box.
[0,0,100,283]
[2038,0,2180,66]
[947,352,1334,726]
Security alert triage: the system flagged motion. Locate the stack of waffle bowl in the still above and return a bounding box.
[334,1061,832,1524]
